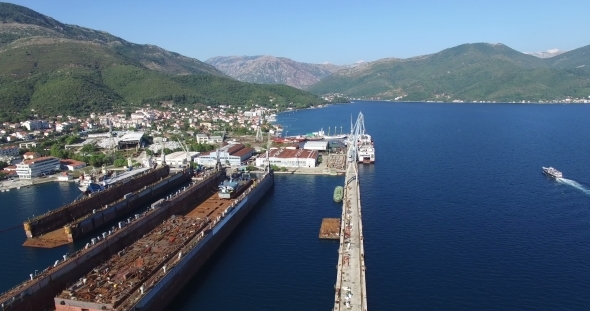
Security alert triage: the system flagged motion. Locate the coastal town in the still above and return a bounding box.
[0,102,349,191]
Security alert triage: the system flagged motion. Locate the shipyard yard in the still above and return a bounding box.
[1,110,373,311]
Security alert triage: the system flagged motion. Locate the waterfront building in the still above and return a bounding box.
[255,148,318,168]
[60,159,87,171]
[196,143,254,167]
[16,156,60,179]
[156,151,200,167]
[303,141,329,151]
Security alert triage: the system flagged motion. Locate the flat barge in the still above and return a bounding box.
[0,169,226,311]
[23,166,170,239]
[54,169,274,311]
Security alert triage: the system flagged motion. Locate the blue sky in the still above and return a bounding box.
[5,0,590,65]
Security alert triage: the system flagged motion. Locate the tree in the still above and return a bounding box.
[113,158,127,167]
[80,143,97,154]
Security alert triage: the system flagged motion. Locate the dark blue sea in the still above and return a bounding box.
[3,101,590,310]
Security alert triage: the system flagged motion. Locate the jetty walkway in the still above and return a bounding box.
[333,113,367,311]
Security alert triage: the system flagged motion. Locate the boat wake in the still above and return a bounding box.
[556,178,590,195]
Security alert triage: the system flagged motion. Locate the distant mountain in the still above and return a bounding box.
[307,43,590,102]
[0,3,323,120]
[546,45,590,70]
[525,49,565,58]
[205,55,344,89]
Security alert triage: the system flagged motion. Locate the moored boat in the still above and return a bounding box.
[333,186,343,203]
[542,166,563,178]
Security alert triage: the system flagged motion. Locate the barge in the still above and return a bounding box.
[54,169,274,311]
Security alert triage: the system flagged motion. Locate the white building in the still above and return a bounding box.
[303,141,329,151]
[157,151,200,167]
[0,146,20,157]
[196,143,254,167]
[195,134,224,144]
[255,148,318,168]
[16,156,61,179]
[21,120,50,131]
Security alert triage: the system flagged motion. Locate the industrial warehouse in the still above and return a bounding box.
[255,148,318,168]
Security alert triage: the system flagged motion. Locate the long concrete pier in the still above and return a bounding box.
[333,160,367,311]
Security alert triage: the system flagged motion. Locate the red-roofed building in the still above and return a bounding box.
[23,152,40,160]
[60,159,87,171]
[255,148,318,168]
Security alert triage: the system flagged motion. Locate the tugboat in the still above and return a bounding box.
[542,166,563,178]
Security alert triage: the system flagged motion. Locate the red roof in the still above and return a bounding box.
[22,156,58,165]
[232,147,254,157]
[60,159,86,166]
[227,144,245,155]
[258,149,318,159]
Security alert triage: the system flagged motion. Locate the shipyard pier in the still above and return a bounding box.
[333,112,368,311]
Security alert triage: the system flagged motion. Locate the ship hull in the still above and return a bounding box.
[132,172,274,311]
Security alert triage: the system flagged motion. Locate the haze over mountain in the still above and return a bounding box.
[205,55,344,89]
[0,2,323,120]
[307,43,590,102]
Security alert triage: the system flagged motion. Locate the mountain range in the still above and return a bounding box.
[204,45,590,102]
[1,2,589,121]
[205,55,343,89]
[0,2,323,121]
[307,43,590,102]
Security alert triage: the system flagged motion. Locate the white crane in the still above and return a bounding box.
[176,138,191,168]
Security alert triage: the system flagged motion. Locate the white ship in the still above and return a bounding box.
[542,166,562,178]
[357,133,375,164]
[315,127,348,140]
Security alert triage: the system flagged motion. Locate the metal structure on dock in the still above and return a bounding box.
[334,112,368,311]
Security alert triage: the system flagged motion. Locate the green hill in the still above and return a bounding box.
[307,43,590,102]
[0,3,323,120]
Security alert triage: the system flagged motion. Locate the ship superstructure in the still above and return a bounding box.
[357,133,375,163]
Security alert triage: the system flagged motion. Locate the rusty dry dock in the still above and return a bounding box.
[55,216,209,310]
[319,218,340,239]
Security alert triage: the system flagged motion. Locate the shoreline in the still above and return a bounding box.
[0,176,68,192]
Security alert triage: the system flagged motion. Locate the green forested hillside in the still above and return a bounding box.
[0,3,323,121]
[307,43,590,102]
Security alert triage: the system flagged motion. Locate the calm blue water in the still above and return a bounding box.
[3,102,590,310]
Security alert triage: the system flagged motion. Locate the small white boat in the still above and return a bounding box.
[542,166,563,178]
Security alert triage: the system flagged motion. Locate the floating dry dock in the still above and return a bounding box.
[23,166,170,239]
[54,170,274,311]
[23,169,189,248]
[0,169,226,311]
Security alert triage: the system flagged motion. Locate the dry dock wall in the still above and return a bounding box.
[65,171,188,242]
[133,172,274,311]
[0,170,225,311]
[23,166,170,238]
